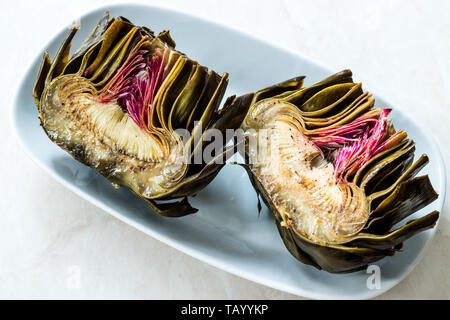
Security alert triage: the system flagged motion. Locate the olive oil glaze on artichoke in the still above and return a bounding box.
[33,12,253,217]
[242,70,439,273]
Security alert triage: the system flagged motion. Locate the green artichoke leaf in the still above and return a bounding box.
[144,197,198,217]
[185,70,222,131]
[186,73,229,161]
[368,158,412,195]
[157,145,237,199]
[70,11,111,62]
[366,175,438,233]
[168,65,208,131]
[44,26,79,87]
[89,27,139,86]
[352,130,408,183]
[155,57,197,131]
[348,210,439,249]
[304,92,374,129]
[83,19,134,77]
[300,82,362,115]
[33,51,51,107]
[211,93,255,136]
[368,154,429,206]
[252,76,305,104]
[284,69,353,107]
[358,139,415,192]
[156,30,176,48]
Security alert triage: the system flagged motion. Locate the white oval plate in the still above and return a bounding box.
[11,3,445,299]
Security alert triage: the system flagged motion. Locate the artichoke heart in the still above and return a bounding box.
[33,13,253,216]
[242,70,439,272]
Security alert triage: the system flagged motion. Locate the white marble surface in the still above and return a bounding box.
[1,0,449,299]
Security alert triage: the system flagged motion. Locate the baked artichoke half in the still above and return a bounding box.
[241,70,439,273]
[33,13,253,217]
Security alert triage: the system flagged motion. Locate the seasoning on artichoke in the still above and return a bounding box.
[241,70,439,273]
[33,13,253,217]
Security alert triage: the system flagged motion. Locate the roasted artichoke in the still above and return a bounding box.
[241,70,439,273]
[33,13,253,217]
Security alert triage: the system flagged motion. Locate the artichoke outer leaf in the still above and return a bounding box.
[185,70,221,131]
[303,93,374,130]
[83,19,134,77]
[368,154,429,206]
[359,140,415,193]
[144,197,198,217]
[45,26,79,87]
[187,73,229,160]
[155,57,197,131]
[156,30,176,48]
[89,27,139,86]
[299,82,362,115]
[168,65,209,131]
[252,76,305,104]
[69,11,111,63]
[348,210,439,250]
[366,175,438,233]
[211,93,255,140]
[352,130,409,184]
[284,69,353,107]
[33,51,52,107]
